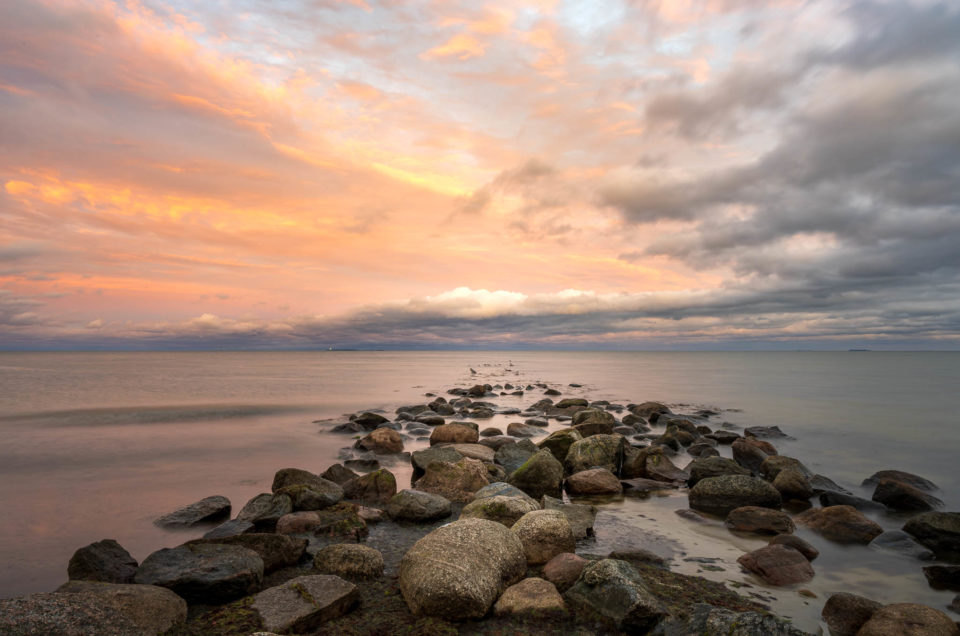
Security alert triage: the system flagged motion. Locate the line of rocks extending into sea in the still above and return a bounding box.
[2,374,958,635]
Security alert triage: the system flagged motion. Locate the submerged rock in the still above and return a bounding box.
[871,478,944,512]
[399,518,526,620]
[688,475,782,517]
[868,530,934,560]
[250,574,358,633]
[154,495,231,528]
[862,470,939,492]
[922,565,960,591]
[819,491,887,512]
[769,534,819,561]
[795,505,883,544]
[67,539,138,584]
[725,506,795,535]
[564,558,667,634]
[134,543,263,604]
[903,511,960,561]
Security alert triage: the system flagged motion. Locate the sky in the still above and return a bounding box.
[1,0,959,350]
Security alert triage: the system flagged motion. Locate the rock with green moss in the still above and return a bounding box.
[386,489,452,522]
[474,482,539,506]
[495,438,537,473]
[512,510,576,565]
[276,503,369,540]
[564,559,667,634]
[410,445,464,474]
[134,543,264,604]
[459,494,539,527]
[564,434,626,475]
[556,398,588,408]
[186,534,307,574]
[314,544,384,580]
[250,575,359,633]
[414,458,490,503]
[271,468,336,493]
[508,449,564,501]
[542,495,596,539]
[274,483,343,511]
[342,468,396,504]
[571,409,616,437]
[689,475,782,517]
[355,427,403,454]
[686,456,751,487]
[661,603,810,635]
[536,428,582,462]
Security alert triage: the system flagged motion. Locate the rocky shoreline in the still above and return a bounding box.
[2,371,959,635]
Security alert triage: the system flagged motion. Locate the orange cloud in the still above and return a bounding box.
[421,33,487,60]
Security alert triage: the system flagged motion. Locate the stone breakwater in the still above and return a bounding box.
[2,374,959,635]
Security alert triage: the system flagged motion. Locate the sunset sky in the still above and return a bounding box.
[1,0,959,349]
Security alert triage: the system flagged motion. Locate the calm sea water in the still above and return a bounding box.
[1,351,958,628]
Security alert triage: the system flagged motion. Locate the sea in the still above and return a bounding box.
[0,351,958,630]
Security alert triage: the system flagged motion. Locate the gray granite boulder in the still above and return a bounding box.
[564,558,667,634]
[661,603,809,636]
[460,494,539,527]
[508,448,564,500]
[67,539,138,584]
[235,492,294,531]
[511,510,576,565]
[686,456,750,487]
[250,575,358,633]
[134,543,263,604]
[314,544,384,579]
[542,495,596,539]
[537,428,583,462]
[187,533,307,574]
[688,475,782,517]
[410,445,463,473]
[154,495,231,528]
[821,592,882,636]
[795,505,883,544]
[872,478,943,512]
[386,489,452,522]
[564,434,626,475]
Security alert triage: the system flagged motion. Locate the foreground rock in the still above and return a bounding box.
[512,510,576,565]
[544,553,588,592]
[430,422,478,445]
[154,495,231,528]
[508,448,564,500]
[67,539,138,584]
[923,565,960,591]
[460,494,539,527]
[565,467,623,495]
[134,543,263,604]
[663,603,809,636]
[250,575,358,633]
[872,478,944,512]
[314,544,384,579]
[769,534,819,561]
[795,505,883,544]
[0,581,187,636]
[537,428,582,462]
[187,533,306,574]
[725,506,795,535]
[386,489,452,522]
[903,512,960,561]
[737,545,814,586]
[276,503,368,539]
[542,495,597,539]
[856,603,960,636]
[399,518,526,620]
[414,457,489,503]
[821,592,883,636]
[688,475,782,517]
[493,577,566,619]
[564,559,667,634]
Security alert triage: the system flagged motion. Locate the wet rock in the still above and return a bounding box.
[639,446,689,482]
[275,483,344,511]
[314,544,384,580]
[460,494,539,527]
[236,493,294,531]
[544,553,587,592]
[0,581,188,636]
[410,444,463,473]
[67,539,138,584]
[608,549,668,569]
[320,463,359,485]
[810,474,852,495]
[414,457,490,503]
[923,565,960,591]
[821,592,882,636]
[478,435,517,450]
[493,577,566,619]
[357,506,384,524]
[571,409,616,437]
[705,430,741,445]
[556,398,588,408]
[386,489,452,522]
[415,412,446,426]
[508,448,565,500]
[154,495,231,529]
[760,456,811,480]
[689,475,782,517]
[446,442,495,463]
[565,433,626,474]
[345,456,380,473]
[686,456,751,487]
[480,427,503,437]
[732,438,775,473]
[725,506,795,535]
[621,477,680,495]
[512,510,576,565]
[628,402,672,419]
[475,482,539,505]
[565,467,623,495]
[666,603,809,636]
[399,518,526,620]
[495,439,537,473]
[356,427,404,454]
[737,544,814,585]
[903,512,960,561]
[769,534,819,561]
[795,505,883,544]
[429,422,479,445]
[856,603,959,636]
[250,574,358,633]
[525,417,548,427]
[744,425,790,439]
[276,503,368,540]
[872,478,944,512]
[342,468,396,504]
[467,384,490,398]
[863,470,939,492]
[273,468,332,493]
[819,491,887,513]
[353,412,390,430]
[506,422,542,437]
[675,509,713,524]
[134,543,263,604]
[537,428,583,462]
[542,495,596,539]
[187,534,307,574]
[773,469,814,501]
[868,530,934,560]
[203,519,255,539]
[564,558,667,634]
[687,441,720,458]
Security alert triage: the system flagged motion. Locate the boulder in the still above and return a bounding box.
[511,510,576,565]
[872,478,944,512]
[67,539,138,584]
[687,441,720,458]
[565,467,623,495]
[856,603,959,636]
[495,439,537,473]
[769,534,818,561]
[342,468,396,504]
[275,483,343,511]
[686,456,751,487]
[0,581,187,636]
[508,448,565,500]
[810,474,852,495]
[744,425,790,439]
[154,495,231,528]
[448,443,496,463]
[670,603,809,636]
[493,577,566,619]
[556,398,588,408]
[203,519,255,539]
[638,447,689,482]
[760,456,811,480]
[821,592,882,636]
[688,475,782,517]
[923,565,960,591]
[399,518,526,620]
[271,468,338,495]
[134,543,263,604]
[410,445,463,473]
[460,495,539,527]
[386,489,452,522]
[869,530,935,560]
[773,469,814,501]
[564,434,626,475]
[414,457,490,503]
[863,470,939,492]
[542,495,596,539]
[736,545,814,586]
[320,463,359,485]
[544,553,588,592]
[628,402,671,419]
[480,427,504,437]
[250,575,358,633]
[571,409,616,437]
[622,478,681,496]
[732,438,774,473]
[903,512,960,561]
[356,427,404,454]
[820,490,888,512]
[705,430,740,444]
[564,559,667,634]
[276,503,368,539]
[795,505,883,544]
[186,534,307,574]
[474,482,539,506]
[725,506,795,535]
[507,422,544,438]
[429,422,478,445]
[537,428,583,462]
[314,544,384,580]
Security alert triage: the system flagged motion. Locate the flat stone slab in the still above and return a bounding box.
[154,495,231,528]
[251,575,358,633]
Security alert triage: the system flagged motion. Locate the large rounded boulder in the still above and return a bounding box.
[903,512,960,561]
[460,495,539,527]
[564,434,625,475]
[386,489,452,522]
[688,475,782,517]
[508,448,564,500]
[686,456,751,487]
[134,543,264,604]
[537,428,582,462]
[511,510,576,565]
[399,518,526,620]
[795,505,883,544]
